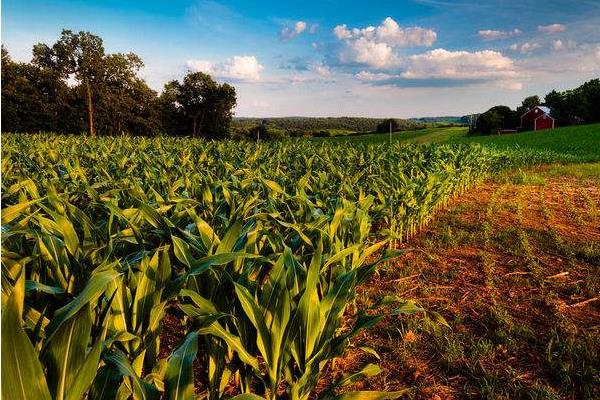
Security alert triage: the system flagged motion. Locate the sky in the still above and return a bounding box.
[2,0,600,117]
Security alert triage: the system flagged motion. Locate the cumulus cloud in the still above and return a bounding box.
[509,42,541,54]
[353,49,521,89]
[478,28,522,41]
[538,24,566,34]
[334,17,436,46]
[279,21,315,40]
[333,17,436,68]
[400,49,518,80]
[339,37,399,68]
[187,55,264,82]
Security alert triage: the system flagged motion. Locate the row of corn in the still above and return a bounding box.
[1,134,539,399]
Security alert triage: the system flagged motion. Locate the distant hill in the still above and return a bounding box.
[410,116,469,124]
[233,116,423,135]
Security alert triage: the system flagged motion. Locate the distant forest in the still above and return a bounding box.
[232,117,424,138]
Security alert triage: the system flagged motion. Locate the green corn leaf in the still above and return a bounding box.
[65,340,103,400]
[90,365,122,400]
[1,199,42,224]
[172,235,194,268]
[216,220,242,253]
[198,321,260,370]
[187,252,258,277]
[1,272,52,400]
[180,289,217,314]
[164,332,198,400]
[42,306,93,400]
[45,269,119,342]
[233,282,271,367]
[132,254,158,332]
[103,348,159,400]
[229,395,267,400]
[336,363,383,387]
[26,280,66,295]
[325,390,408,400]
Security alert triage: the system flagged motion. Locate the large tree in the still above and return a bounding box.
[32,30,106,136]
[474,105,518,135]
[159,72,236,138]
[516,95,540,116]
[2,46,74,133]
[31,30,160,136]
[94,53,161,135]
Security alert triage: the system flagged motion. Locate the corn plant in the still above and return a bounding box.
[0,132,504,399]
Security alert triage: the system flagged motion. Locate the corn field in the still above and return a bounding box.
[1,134,518,399]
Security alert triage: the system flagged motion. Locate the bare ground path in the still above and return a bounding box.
[329,165,600,399]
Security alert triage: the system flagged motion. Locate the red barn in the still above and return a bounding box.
[520,106,555,131]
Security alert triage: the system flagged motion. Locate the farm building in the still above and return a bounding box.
[520,106,555,131]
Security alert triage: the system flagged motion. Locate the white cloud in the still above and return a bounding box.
[376,17,437,47]
[187,55,264,82]
[340,37,398,68]
[280,21,307,40]
[333,17,436,68]
[478,28,522,41]
[355,71,397,81]
[186,60,214,73]
[333,24,352,40]
[313,64,332,77]
[352,49,521,89]
[538,24,566,34]
[510,42,541,54]
[334,17,436,47]
[596,46,600,62]
[401,49,519,80]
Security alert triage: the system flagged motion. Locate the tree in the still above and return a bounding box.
[159,72,236,138]
[475,111,502,135]
[376,118,402,133]
[31,30,160,136]
[2,46,74,133]
[32,30,106,136]
[576,78,600,124]
[516,95,540,116]
[94,53,161,135]
[474,106,518,135]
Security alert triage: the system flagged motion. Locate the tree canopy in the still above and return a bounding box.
[159,72,236,137]
[2,30,236,138]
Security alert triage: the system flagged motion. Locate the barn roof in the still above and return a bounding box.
[538,106,551,114]
[521,105,552,119]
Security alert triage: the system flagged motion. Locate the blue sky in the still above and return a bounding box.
[3,0,600,117]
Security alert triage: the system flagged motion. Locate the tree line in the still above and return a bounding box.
[232,117,423,138]
[2,30,236,138]
[2,29,425,139]
[472,78,600,135]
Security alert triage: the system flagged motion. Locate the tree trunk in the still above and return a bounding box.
[192,116,197,137]
[85,79,95,137]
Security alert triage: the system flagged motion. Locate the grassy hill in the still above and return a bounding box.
[318,123,600,162]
